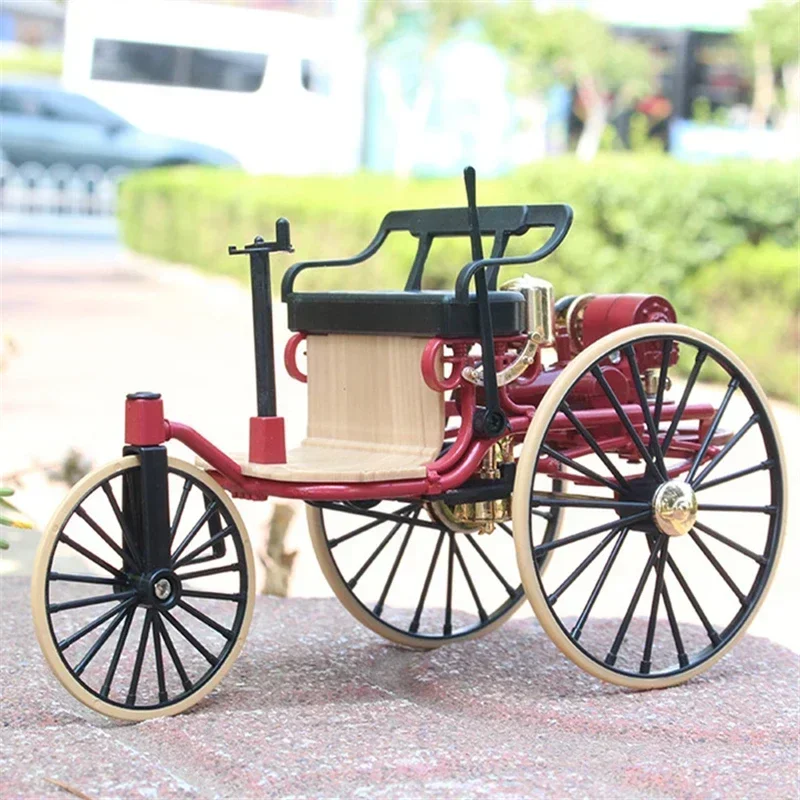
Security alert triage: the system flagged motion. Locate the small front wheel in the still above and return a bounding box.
[32,456,255,721]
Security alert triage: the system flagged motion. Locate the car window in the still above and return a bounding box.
[92,39,267,93]
[38,91,128,126]
[0,88,41,115]
[301,59,331,96]
[0,87,127,126]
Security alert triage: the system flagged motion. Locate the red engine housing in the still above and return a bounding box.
[582,294,676,347]
[507,293,677,409]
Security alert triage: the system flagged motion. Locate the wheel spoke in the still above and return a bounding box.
[328,515,394,549]
[181,589,244,602]
[571,529,628,641]
[685,378,739,484]
[126,608,153,706]
[443,534,455,636]
[531,493,649,512]
[560,402,631,490]
[74,507,139,573]
[692,414,759,488]
[694,520,766,564]
[49,590,136,614]
[661,349,708,453]
[464,533,516,596]
[409,531,445,633]
[535,511,650,556]
[101,482,143,569]
[373,510,417,617]
[173,525,234,570]
[452,536,487,622]
[176,562,241,581]
[695,459,774,492]
[60,533,127,581]
[605,537,663,666]
[697,504,776,514]
[640,537,668,674]
[347,517,405,589]
[541,444,622,493]
[590,365,659,476]
[100,605,135,698]
[169,478,193,546]
[59,595,138,650]
[652,338,672,429]
[623,345,667,478]
[171,501,220,564]
[688,530,747,603]
[151,612,169,703]
[160,609,218,665]
[177,599,233,639]
[548,527,621,605]
[313,501,437,530]
[497,522,514,537]
[666,552,720,645]
[155,613,193,693]
[49,572,121,586]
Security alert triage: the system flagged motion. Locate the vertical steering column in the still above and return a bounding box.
[229,219,294,464]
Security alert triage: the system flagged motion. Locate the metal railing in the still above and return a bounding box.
[0,161,127,218]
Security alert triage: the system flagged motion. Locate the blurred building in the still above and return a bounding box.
[0,0,64,47]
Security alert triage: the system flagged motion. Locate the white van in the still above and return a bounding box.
[62,0,366,174]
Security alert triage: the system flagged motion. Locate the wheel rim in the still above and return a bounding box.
[515,325,785,683]
[310,490,561,646]
[36,458,252,714]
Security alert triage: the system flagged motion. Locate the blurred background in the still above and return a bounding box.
[1,1,798,623]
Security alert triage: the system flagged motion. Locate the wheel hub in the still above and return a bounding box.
[154,578,172,601]
[652,479,697,537]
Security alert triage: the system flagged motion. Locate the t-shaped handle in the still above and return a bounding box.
[228,218,294,256]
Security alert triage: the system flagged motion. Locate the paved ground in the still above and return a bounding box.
[1,575,798,800]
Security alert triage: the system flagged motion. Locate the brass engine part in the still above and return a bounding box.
[426,439,514,535]
[462,275,555,387]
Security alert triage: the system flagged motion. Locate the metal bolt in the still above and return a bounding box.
[154,578,172,601]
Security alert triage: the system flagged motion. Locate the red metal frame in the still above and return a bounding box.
[125,320,718,505]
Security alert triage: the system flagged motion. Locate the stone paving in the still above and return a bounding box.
[1,576,798,800]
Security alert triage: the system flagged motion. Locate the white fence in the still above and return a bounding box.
[0,161,127,218]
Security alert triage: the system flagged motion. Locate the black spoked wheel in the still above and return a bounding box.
[513,324,786,688]
[32,456,254,720]
[307,486,562,649]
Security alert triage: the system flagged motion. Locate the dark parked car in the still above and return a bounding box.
[0,81,239,169]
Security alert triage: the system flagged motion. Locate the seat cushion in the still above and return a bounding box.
[286,290,525,337]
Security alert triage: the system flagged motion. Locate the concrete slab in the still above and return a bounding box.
[1,576,797,799]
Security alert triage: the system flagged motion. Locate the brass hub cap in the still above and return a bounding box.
[652,480,698,537]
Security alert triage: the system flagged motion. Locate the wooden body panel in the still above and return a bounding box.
[197,334,444,482]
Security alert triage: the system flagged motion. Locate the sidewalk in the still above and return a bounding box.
[1,575,797,799]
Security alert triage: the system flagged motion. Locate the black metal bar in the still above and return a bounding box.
[230,219,294,419]
[139,446,171,571]
[250,245,277,418]
[464,166,505,437]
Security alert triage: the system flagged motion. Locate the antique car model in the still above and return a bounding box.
[32,169,786,720]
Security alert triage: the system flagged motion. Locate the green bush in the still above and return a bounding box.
[118,156,800,401]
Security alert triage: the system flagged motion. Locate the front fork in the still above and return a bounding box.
[121,393,225,577]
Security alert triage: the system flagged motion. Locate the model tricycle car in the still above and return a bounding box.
[32,169,786,720]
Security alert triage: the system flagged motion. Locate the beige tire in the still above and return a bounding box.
[512,323,787,689]
[32,456,255,721]
[307,502,535,649]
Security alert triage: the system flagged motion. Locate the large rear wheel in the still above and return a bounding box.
[513,324,786,688]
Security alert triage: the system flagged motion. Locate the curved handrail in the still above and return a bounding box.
[454,204,573,303]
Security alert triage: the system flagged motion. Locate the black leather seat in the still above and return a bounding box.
[286,290,525,337]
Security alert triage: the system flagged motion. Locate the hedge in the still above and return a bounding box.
[118,156,799,401]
